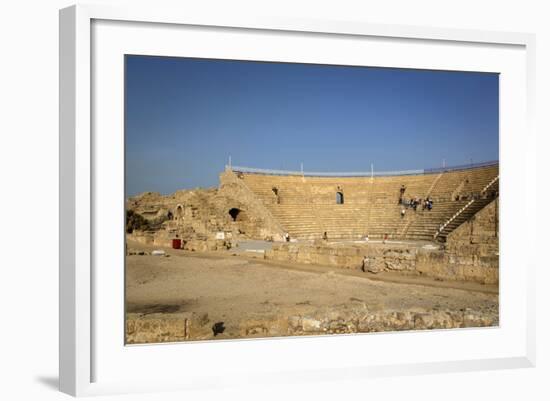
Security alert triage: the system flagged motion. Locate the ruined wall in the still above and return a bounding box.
[436,198,499,284]
[445,198,498,256]
[415,249,497,284]
[266,198,499,286]
[126,171,286,246]
[126,188,234,248]
[126,306,498,343]
[266,242,418,274]
[218,170,285,240]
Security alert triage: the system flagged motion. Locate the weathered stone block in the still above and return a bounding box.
[414,313,434,330]
[302,317,323,332]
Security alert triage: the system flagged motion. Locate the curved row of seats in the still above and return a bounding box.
[236,164,498,241]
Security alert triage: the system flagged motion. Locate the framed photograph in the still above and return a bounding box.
[59,4,536,397]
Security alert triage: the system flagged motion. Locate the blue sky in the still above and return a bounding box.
[125,55,499,196]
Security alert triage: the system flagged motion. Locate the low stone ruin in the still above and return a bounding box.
[126,306,498,344]
[126,171,286,250]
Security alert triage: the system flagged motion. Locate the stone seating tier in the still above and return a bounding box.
[237,164,498,240]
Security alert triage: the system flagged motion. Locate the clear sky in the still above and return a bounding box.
[125,55,499,196]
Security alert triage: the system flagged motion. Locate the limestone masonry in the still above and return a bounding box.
[126,162,499,283]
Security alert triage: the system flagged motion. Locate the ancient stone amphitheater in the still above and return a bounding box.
[125,162,500,343]
[228,161,499,242]
[127,161,499,246]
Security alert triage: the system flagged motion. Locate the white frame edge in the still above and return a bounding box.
[59,4,536,397]
[60,5,92,397]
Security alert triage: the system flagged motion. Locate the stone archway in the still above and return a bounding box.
[228,208,241,222]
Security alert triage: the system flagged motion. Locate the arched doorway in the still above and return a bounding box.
[336,191,344,204]
[228,208,241,222]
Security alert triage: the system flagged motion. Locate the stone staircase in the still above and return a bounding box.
[433,198,495,241]
[399,172,443,238]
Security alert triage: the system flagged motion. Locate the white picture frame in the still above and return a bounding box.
[59,4,536,397]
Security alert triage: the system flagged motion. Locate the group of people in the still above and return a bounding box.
[400,196,433,212]
[400,197,434,218]
[398,185,434,214]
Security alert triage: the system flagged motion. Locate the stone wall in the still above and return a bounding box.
[218,169,286,240]
[445,198,498,261]
[265,198,499,285]
[126,306,498,343]
[126,171,286,246]
[415,249,497,284]
[443,199,498,283]
[265,242,418,274]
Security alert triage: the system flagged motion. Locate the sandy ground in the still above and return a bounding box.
[126,239,498,341]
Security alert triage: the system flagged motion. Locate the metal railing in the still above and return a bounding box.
[482,175,499,193]
[228,160,498,178]
[229,165,425,177]
[424,160,499,174]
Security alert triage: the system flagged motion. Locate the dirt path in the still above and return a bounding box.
[127,239,498,294]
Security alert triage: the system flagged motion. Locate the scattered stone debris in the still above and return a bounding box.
[127,305,499,343]
[302,317,323,332]
[127,249,150,256]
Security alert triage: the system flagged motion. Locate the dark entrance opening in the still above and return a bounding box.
[228,208,241,221]
[336,191,344,204]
